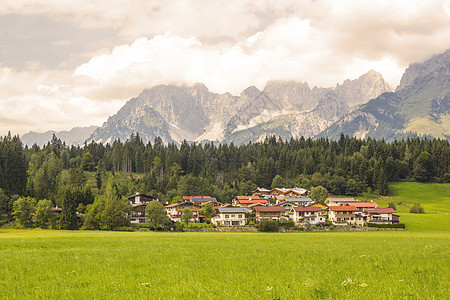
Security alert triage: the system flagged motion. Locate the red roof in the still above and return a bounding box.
[368,208,396,214]
[294,207,322,212]
[329,206,359,212]
[235,196,265,200]
[348,202,379,208]
[255,206,284,212]
[239,200,268,204]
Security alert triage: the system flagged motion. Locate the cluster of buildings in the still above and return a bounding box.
[128,187,399,227]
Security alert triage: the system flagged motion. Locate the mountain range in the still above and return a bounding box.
[21,48,450,146]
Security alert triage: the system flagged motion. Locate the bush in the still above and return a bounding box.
[410,203,425,214]
[256,219,279,232]
[367,223,405,229]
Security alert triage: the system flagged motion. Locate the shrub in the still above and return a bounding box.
[410,203,425,214]
[367,223,406,229]
[387,202,397,211]
[256,219,279,232]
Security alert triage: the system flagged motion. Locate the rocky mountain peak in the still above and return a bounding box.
[397,48,450,91]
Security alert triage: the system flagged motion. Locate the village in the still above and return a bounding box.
[128,187,400,229]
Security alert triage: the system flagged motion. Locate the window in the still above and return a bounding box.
[231,214,235,218]
[225,215,229,218]
[238,214,243,218]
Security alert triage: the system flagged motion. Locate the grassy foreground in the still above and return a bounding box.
[0,229,449,299]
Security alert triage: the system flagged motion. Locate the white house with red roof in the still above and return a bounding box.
[367,208,397,224]
[328,206,364,225]
[292,206,326,226]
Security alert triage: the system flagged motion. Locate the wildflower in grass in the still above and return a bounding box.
[341,278,353,286]
[359,283,368,288]
[266,286,273,291]
[359,254,366,257]
[139,283,149,286]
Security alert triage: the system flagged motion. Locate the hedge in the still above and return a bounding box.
[367,223,405,229]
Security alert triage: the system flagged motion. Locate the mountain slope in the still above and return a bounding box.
[21,126,98,147]
[319,49,450,140]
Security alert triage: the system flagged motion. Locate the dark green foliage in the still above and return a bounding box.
[0,133,27,195]
[413,151,434,182]
[35,199,54,229]
[61,187,81,230]
[12,196,36,228]
[145,201,170,230]
[256,219,279,232]
[310,186,328,203]
[367,223,405,228]
[410,203,425,214]
[182,208,193,226]
[201,202,215,218]
[387,202,397,211]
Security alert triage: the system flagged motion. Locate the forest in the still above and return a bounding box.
[0,132,449,228]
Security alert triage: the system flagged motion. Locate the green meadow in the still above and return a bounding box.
[0,182,449,299]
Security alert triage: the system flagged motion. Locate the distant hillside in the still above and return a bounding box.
[21,126,98,147]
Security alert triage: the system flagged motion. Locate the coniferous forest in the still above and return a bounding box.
[0,132,449,228]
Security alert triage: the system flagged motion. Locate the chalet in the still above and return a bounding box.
[347,202,379,211]
[130,203,147,223]
[273,201,297,219]
[183,196,217,205]
[251,187,271,197]
[307,201,328,213]
[328,206,363,225]
[246,202,267,213]
[128,193,157,205]
[165,202,202,222]
[292,207,326,226]
[254,206,285,222]
[326,197,359,206]
[283,187,309,197]
[367,208,397,224]
[212,207,248,226]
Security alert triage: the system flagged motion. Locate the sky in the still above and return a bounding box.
[1,0,450,136]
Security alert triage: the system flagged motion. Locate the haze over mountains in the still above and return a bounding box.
[22,48,450,146]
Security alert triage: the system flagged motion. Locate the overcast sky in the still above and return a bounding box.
[1,0,450,136]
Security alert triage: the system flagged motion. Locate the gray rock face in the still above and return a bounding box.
[397,49,450,91]
[86,70,391,145]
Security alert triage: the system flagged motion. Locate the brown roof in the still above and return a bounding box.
[348,202,379,208]
[235,195,265,200]
[254,206,284,212]
[329,206,359,212]
[327,197,357,202]
[294,207,323,212]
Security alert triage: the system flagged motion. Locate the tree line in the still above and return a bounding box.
[0,131,449,228]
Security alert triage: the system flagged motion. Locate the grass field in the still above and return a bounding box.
[0,182,449,299]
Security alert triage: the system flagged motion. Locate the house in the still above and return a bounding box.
[367,208,397,224]
[328,206,363,225]
[232,195,267,206]
[307,201,328,214]
[273,201,298,219]
[233,196,269,208]
[251,188,271,197]
[254,206,285,222]
[212,207,248,226]
[292,207,326,226]
[246,203,267,213]
[326,197,359,206]
[130,203,148,223]
[347,202,379,211]
[128,193,158,205]
[165,202,202,222]
[199,201,223,213]
[183,196,217,205]
[282,187,309,197]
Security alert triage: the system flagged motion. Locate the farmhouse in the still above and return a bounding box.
[254,206,285,222]
[184,196,217,204]
[130,203,148,223]
[251,187,271,197]
[367,208,397,224]
[347,202,379,211]
[232,195,268,207]
[212,207,248,226]
[292,207,326,226]
[328,206,363,225]
[165,202,202,222]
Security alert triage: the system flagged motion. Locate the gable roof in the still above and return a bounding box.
[283,197,313,203]
[327,197,357,203]
[238,199,268,204]
[348,202,379,208]
[329,206,359,212]
[218,207,248,213]
[235,195,265,200]
[294,207,323,212]
[368,208,396,214]
[254,206,284,212]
